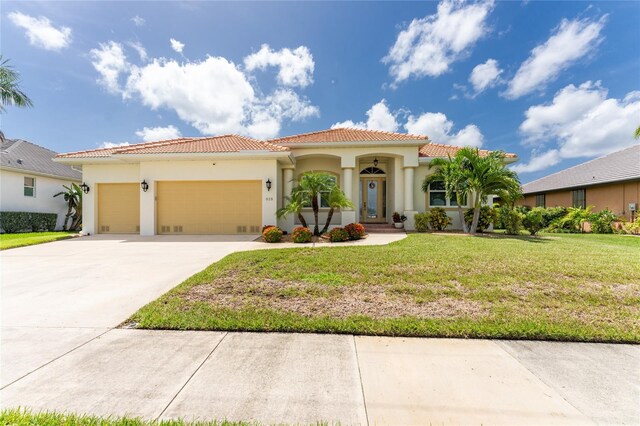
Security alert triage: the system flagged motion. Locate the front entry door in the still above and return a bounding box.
[361,177,386,223]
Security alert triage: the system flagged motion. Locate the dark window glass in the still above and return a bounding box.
[571,189,586,208]
[535,194,545,208]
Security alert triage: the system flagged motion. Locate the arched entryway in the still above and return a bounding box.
[359,165,387,223]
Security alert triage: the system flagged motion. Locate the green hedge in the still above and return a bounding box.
[0,212,57,233]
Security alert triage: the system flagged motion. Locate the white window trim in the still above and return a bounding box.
[24,176,36,197]
[427,181,468,208]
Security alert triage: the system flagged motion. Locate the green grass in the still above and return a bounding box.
[130,233,640,343]
[0,231,77,250]
[0,408,271,426]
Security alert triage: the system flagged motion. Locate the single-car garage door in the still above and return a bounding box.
[157,180,262,234]
[98,183,140,234]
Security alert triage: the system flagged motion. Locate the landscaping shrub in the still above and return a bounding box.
[497,205,524,235]
[622,216,640,235]
[547,206,592,233]
[522,207,545,235]
[464,206,497,232]
[0,212,57,233]
[428,207,452,231]
[589,209,617,234]
[291,226,313,243]
[328,227,350,242]
[262,225,276,233]
[541,207,567,227]
[344,223,366,240]
[414,212,431,232]
[262,226,283,243]
[30,213,57,232]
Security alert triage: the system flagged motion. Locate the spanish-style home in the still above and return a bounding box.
[1,138,82,230]
[55,128,517,235]
[521,145,640,221]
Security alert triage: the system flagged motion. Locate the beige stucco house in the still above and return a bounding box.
[55,128,516,236]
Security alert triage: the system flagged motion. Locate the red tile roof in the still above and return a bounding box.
[268,127,428,144]
[57,135,288,158]
[419,143,517,158]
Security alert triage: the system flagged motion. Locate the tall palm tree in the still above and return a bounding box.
[422,153,470,233]
[0,56,33,112]
[459,148,521,234]
[320,186,354,234]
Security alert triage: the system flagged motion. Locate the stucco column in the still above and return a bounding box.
[283,167,294,199]
[404,166,415,211]
[341,166,356,227]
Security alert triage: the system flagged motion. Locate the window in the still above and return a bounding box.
[571,189,586,208]
[535,194,545,208]
[428,181,466,207]
[300,173,338,209]
[320,175,337,208]
[359,166,385,175]
[24,177,35,197]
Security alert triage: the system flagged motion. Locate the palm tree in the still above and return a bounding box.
[320,186,354,234]
[0,56,33,112]
[276,192,308,228]
[459,148,521,234]
[422,153,470,233]
[635,125,640,139]
[54,184,81,231]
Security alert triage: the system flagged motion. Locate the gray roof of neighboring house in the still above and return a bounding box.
[0,138,82,180]
[522,145,640,194]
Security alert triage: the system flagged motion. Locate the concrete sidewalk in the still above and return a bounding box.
[2,329,638,425]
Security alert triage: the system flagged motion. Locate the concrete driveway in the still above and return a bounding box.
[0,234,259,386]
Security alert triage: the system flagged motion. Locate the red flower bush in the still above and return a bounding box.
[292,226,313,243]
[262,226,283,243]
[344,222,366,240]
[328,227,350,242]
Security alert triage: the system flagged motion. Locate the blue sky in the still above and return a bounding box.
[2,0,639,182]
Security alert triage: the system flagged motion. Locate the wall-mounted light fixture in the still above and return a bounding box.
[79,182,90,194]
[266,178,272,191]
[141,180,149,192]
[373,157,379,167]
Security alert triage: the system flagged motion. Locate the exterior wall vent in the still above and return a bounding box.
[173,225,183,233]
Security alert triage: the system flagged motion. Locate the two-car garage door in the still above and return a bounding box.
[156,181,262,234]
[97,181,262,234]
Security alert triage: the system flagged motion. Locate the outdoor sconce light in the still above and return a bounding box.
[80,182,90,194]
[141,180,149,192]
[266,178,272,191]
[373,157,379,167]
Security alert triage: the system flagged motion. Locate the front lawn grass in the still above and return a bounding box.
[0,231,77,250]
[0,408,263,426]
[130,233,640,343]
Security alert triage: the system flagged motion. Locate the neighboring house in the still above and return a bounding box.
[1,138,82,230]
[55,128,516,235]
[521,145,640,221]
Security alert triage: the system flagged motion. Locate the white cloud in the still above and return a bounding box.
[128,41,148,62]
[244,44,314,88]
[99,141,130,149]
[135,125,182,142]
[504,15,606,99]
[170,38,185,53]
[514,81,640,173]
[331,100,398,132]
[469,58,502,94]
[131,15,145,27]
[405,112,484,147]
[8,12,72,51]
[90,41,129,94]
[90,40,318,139]
[383,0,494,84]
[510,149,560,173]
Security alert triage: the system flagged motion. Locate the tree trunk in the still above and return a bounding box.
[312,196,320,235]
[297,212,308,228]
[70,204,82,231]
[470,195,481,234]
[62,204,72,231]
[321,208,334,234]
[457,206,468,233]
